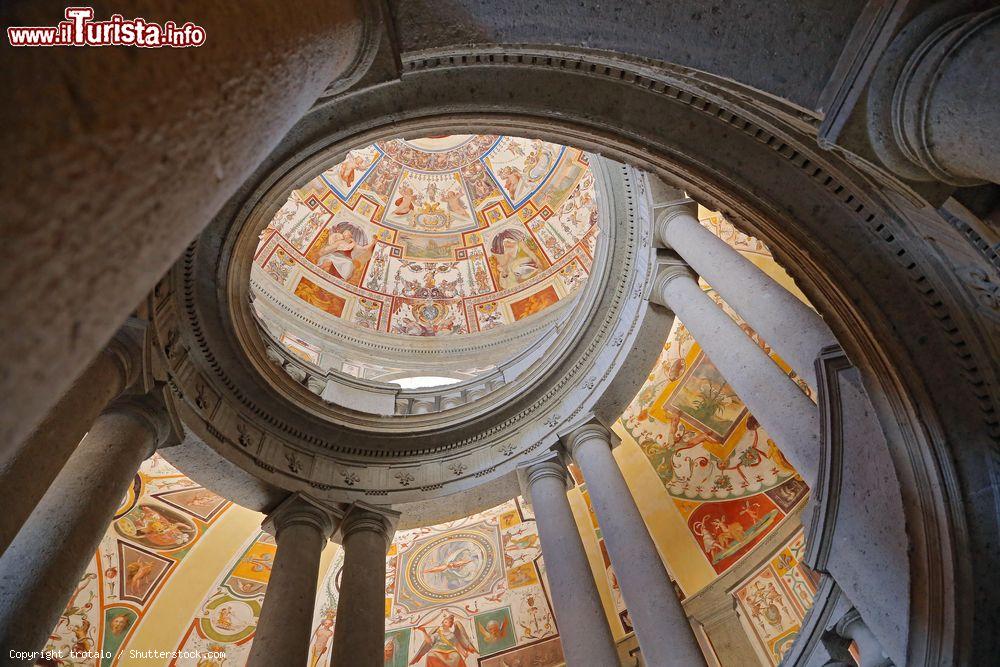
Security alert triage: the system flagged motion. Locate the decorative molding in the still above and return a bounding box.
[803,344,852,571]
[109,391,176,450]
[654,197,699,248]
[262,492,341,541]
[151,149,655,513]
[816,0,910,147]
[338,502,400,548]
[649,250,696,309]
[559,418,615,459]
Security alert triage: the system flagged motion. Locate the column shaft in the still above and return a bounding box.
[657,270,819,484]
[332,509,394,666]
[0,403,161,658]
[569,427,706,667]
[1,1,376,456]
[526,461,619,666]
[659,203,834,389]
[0,347,131,553]
[247,506,332,667]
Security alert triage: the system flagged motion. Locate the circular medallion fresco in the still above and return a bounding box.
[403,530,498,604]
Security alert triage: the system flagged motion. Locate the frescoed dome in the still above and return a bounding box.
[251,135,598,340]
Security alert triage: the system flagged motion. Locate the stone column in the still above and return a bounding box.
[564,422,706,667]
[0,325,144,553]
[519,456,619,666]
[1,0,379,455]
[656,199,834,389]
[869,4,1000,186]
[247,494,339,667]
[652,254,820,484]
[834,608,893,667]
[331,504,398,666]
[0,395,171,658]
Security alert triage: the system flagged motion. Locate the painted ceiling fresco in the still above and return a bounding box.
[45,455,233,666]
[173,530,275,664]
[734,529,818,665]
[253,134,598,339]
[307,498,564,667]
[615,210,811,575]
[44,210,820,667]
[49,469,568,667]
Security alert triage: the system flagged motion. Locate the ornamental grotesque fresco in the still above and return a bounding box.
[617,212,810,574]
[253,135,598,342]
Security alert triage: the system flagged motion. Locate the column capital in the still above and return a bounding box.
[559,419,618,459]
[338,502,399,550]
[867,3,999,185]
[517,453,571,498]
[650,250,697,308]
[262,493,341,541]
[655,198,699,248]
[107,392,175,449]
[105,319,148,394]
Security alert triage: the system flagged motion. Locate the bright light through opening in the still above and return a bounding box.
[391,376,462,389]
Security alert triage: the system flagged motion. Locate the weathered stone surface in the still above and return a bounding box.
[0,1,374,450]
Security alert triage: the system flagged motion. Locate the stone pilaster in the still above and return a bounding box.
[0,393,172,660]
[519,455,619,666]
[247,494,340,667]
[656,199,835,389]
[0,324,145,553]
[651,253,820,485]
[331,503,399,667]
[563,421,706,667]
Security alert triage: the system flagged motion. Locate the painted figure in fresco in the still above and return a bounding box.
[498,165,523,199]
[385,636,397,662]
[338,152,367,188]
[125,556,157,595]
[215,605,235,631]
[313,223,374,284]
[308,617,335,667]
[421,543,482,591]
[108,613,131,639]
[409,614,478,667]
[125,505,195,548]
[440,188,468,217]
[502,139,525,159]
[767,436,797,475]
[490,229,542,289]
[394,183,420,215]
[461,161,495,201]
[713,414,771,485]
[70,617,94,653]
[184,489,222,511]
[477,617,509,642]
